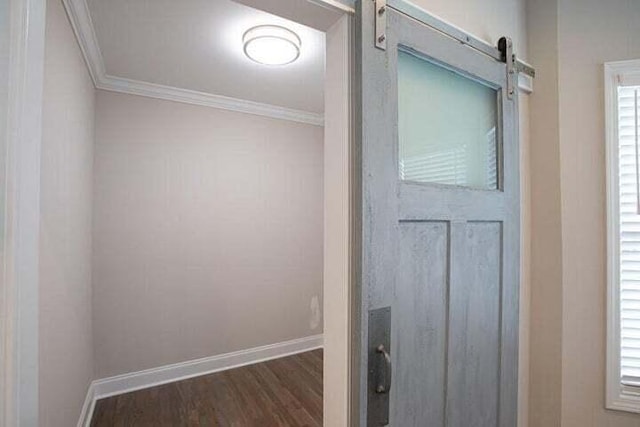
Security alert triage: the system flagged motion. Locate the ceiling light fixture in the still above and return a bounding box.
[243,25,301,66]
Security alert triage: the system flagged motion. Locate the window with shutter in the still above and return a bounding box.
[606,60,640,414]
[618,86,640,387]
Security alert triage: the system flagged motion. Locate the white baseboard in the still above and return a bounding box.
[78,334,323,426]
[77,384,96,427]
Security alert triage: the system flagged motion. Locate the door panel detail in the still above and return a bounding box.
[394,221,449,425]
[447,221,503,427]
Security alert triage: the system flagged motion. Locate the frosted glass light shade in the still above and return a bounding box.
[243,25,301,66]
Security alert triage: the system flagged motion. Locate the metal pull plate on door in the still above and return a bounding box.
[368,307,391,426]
[375,344,392,394]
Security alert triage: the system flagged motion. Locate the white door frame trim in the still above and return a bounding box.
[323,11,354,427]
[2,0,46,425]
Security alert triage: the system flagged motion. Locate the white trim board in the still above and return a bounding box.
[76,384,96,427]
[60,0,324,127]
[313,0,355,14]
[77,335,323,427]
[3,0,47,424]
[518,73,533,94]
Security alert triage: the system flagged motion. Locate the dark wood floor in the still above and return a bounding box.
[90,349,323,427]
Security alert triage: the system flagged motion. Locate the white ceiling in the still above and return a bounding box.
[86,0,326,114]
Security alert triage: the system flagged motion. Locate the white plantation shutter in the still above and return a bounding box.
[399,147,467,185]
[486,127,498,189]
[398,127,497,187]
[618,86,640,386]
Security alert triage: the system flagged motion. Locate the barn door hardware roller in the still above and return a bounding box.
[373,0,536,99]
[498,36,535,99]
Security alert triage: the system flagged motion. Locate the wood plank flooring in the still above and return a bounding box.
[90,349,323,427]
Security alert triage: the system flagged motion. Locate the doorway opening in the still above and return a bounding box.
[32,0,352,425]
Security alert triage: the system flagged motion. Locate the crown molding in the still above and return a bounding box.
[61,0,105,85]
[97,75,324,126]
[61,0,324,126]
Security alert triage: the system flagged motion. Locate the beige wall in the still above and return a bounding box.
[558,0,640,425]
[410,0,528,59]
[93,91,324,378]
[39,0,95,426]
[529,0,640,425]
[527,0,563,425]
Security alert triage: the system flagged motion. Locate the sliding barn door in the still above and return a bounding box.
[356,1,520,426]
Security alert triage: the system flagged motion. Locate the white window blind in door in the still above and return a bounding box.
[618,86,640,386]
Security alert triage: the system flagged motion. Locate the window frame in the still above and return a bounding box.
[605,59,640,414]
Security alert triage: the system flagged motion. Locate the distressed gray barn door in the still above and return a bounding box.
[356,1,520,426]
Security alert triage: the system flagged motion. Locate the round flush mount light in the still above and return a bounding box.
[243,25,301,66]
